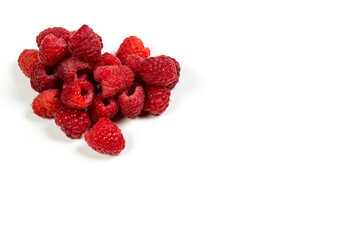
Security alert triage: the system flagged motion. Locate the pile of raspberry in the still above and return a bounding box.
[18,24,180,155]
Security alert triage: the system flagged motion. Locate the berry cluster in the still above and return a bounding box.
[18,24,180,155]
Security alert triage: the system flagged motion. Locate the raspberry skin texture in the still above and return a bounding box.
[161,55,181,90]
[55,106,91,139]
[89,94,119,122]
[143,86,171,115]
[122,55,144,77]
[138,56,177,87]
[30,63,59,92]
[60,80,95,109]
[18,49,40,78]
[39,34,69,66]
[68,24,103,64]
[116,36,150,62]
[56,56,92,84]
[93,52,121,71]
[32,89,63,118]
[36,27,70,48]
[94,65,134,98]
[85,118,125,155]
[118,83,145,118]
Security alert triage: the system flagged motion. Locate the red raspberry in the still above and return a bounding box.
[116,36,150,62]
[122,55,144,77]
[138,56,177,87]
[30,63,59,92]
[143,86,171,115]
[18,49,40,78]
[89,94,119,122]
[161,56,181,90]
[60,80,95,109]
[93,52,121,71]
[36,27,70,47]
[85,118,125,155]
[56,56,92,84]
[32,89,63,118]
[55,106,91,139]
[94,65,134,98]
[39,34,69,66]
[68,24,102,64]
[118,83,145,118]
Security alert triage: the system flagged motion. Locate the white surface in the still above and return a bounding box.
[1,0,360,239]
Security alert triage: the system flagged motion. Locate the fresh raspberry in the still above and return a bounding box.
[56,56,92,84]
[55,106,91,139]
[60,80,95,109]
[18,49,40,78]
[39,34,69,66]
[36,27,70,48]
[89,94,119,122]
[85,118,125,155]
[122,55,144,77]
[138,56,177,87]
[68,24,102,64]
[116,36,150,62]
[94,65,134,98]
[30,63,59,92]
[161,56,181,90]
[118,83,145,118]
[93,52,121,71]
[143,86,171,115]
[32,89,63,118]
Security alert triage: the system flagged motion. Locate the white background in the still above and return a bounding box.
[0,0,360,239]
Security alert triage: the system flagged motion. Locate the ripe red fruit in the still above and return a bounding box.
[143,86,171,115]
[94,65,134,98]
[39,34,69,66]
[68,24,103,64]
[32,89,63,118]
[138,56,177,87]
[161,55,181,90]
[60,80,95,109]
[93,52,122,71]
[55,106,91,139]
[18,49,40,78]
[89,94,119,122]
[56,56,93,84]
[116,36,150,62]
[85,118,125,155]
[122,55,144,78]
[36,27,70,47]
[30,63,59,92]
[118,83,145,118]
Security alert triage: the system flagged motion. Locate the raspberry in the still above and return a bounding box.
[116,36,150,62]
[55,106,91,139]
[89,94,119,122]
[36,27,70,47]
[39,34,69,66]
[138,56,177,87]
[60,80,95,109]
[122,55,143,77]
[161,56,181,90]
[93,52,121,71]
[56,56,92,84]
[85,118,125,155]
[30,63,59,92]
[118,83,145,118]
[32,89,63,118]
[18,49,40,78]
[94,65,134,98]
[143,86,171,115]
[68,24,102,64]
